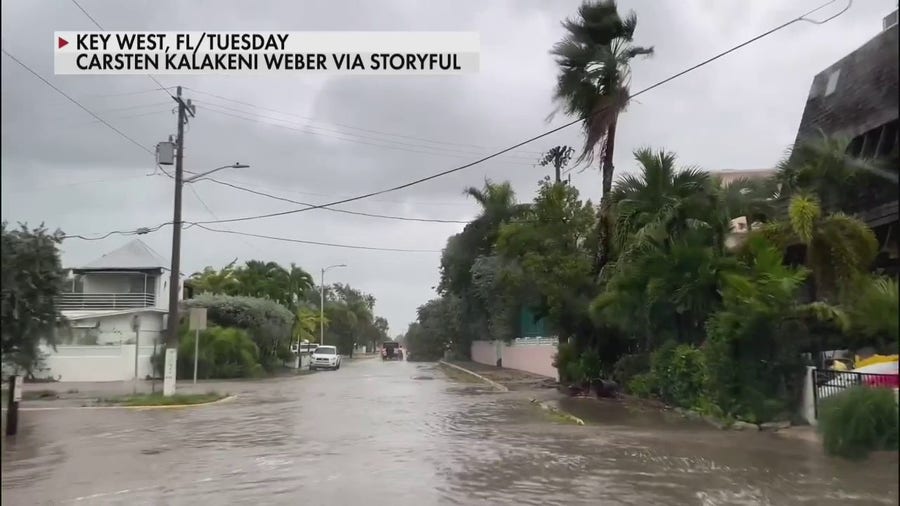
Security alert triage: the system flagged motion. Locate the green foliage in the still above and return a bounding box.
[844,276,899,349]
[578,348,603,381]
[649,342,707,409]
[612,353,649,385]
[496,177,597,338]
[403,296,464,361]
[626,372,655,398]
[553,341,580,384]
[1,222,66,377]
[177,326,263,379]
[818,387,899,460]
[183,294,293,371]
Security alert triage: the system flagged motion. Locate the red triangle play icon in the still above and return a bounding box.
[58,37,68,49]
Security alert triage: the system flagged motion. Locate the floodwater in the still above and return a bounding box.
[1,359,897,505]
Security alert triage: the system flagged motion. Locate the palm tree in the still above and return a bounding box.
[286,263,314,309]
[550,0,653,271]
[538,145,575,183]
[755,193,878,301]
[189,260,237,295]
[463,180,526,253]
[609,148,720,260]
[714,176,777,233]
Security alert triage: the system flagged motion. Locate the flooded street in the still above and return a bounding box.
[2,358,897,505]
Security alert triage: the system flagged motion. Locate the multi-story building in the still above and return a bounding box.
[58,239,177,346]
[792,8,899,273]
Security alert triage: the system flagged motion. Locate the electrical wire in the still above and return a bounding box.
[197,100,538,162]
[69,0,176,100]
[192,223,442,253]
[1,48,155,156]
[194,176,471,224]
[185,87,545,155]
[200,104,533,166]
[170,0,853,227]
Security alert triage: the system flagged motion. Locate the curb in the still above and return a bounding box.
[438,361,509,392]
[1,394,236,412]
[530,398,585,425]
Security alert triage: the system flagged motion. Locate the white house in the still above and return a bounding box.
[37,239,183,382]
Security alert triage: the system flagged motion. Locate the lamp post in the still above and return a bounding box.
[184,163,250,184]
[320,264,347,345]
[162,159,249,397]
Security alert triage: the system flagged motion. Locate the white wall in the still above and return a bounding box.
[36,344,157,382]
[64,311,165,345]
[471,339,559,380]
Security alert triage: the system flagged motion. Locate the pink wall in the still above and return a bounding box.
[470,340,558,380]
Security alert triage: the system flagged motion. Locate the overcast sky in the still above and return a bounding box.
[1,0,895,334]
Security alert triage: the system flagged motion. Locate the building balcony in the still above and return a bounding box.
[57,292,157,311]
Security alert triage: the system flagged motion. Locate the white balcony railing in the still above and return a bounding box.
[57,292,156,311]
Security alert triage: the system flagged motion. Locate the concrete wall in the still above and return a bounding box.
[471,340,558,380]
[36,345,156,382]
[63,311,165,345]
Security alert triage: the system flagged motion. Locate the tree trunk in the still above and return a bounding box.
[594,120,619,278]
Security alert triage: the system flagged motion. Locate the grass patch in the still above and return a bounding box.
[99,391,227,407]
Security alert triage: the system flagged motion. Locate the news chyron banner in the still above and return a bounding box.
[54,31,479,75]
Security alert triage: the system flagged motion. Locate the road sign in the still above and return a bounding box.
[12,376,23,402]
[189,307,207,331]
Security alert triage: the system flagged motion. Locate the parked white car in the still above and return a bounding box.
[309,346,342,371]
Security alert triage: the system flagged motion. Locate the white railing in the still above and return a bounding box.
[513,336,559,346]
[57,292,156,310]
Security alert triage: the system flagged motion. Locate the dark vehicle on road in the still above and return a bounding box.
[381,341,403,361]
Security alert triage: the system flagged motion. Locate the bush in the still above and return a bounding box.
[553,341,579,384]
[177,327,263,379]
[578,348,603,381]
[818,387,899,460]
[650,341,708,409]
[183,294,293,371]
[627,372,656,398]
[613,353,650,385]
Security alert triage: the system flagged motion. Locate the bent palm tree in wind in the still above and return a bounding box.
[550,0,653,272]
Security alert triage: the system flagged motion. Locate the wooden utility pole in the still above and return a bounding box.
[163,86,194,396]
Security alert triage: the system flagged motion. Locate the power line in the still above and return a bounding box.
[1,48,154,155]
[192,223,442,253]
[69,0,176,100]
[194,176,471,224]
[199,104,533,165]
[196,100,537,161]
[175,0,851,227]
[185,87,545,155]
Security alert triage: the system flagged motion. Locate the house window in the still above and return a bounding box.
[824,69,840,96]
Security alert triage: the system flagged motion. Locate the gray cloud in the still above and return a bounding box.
[2,0,895,332]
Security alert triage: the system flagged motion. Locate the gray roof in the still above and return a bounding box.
[79,239,169,270]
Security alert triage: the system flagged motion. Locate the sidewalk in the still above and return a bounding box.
[445,360,558,391]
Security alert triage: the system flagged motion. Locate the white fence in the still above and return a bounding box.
[34,345,157,382]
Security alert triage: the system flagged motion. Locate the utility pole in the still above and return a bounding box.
[538,146,574,184]
[163,86,194,397]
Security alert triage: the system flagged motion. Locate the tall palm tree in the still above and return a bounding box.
[286,263,314,309]
[550,0,653,271]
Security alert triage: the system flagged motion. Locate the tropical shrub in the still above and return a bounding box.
[650,342,707,409]
[183,294,293,370]
[818,386,899,460]
[612,353,649,386]
[626,372,655,398]
[177,326,263,379]
[553,341,579,383]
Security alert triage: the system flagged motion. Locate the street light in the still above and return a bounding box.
[184,162,249,183]
[320,264,347,345]
[163,160,249,397]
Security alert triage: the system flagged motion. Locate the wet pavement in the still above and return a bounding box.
[2,359,898,505]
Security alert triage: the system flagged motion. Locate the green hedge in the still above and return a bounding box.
[177,327,263,379]
[818,387,899,460]
[183,294,293,370]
